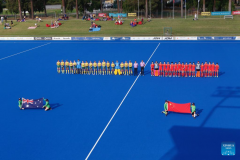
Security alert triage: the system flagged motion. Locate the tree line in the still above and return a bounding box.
[1,0,236,20]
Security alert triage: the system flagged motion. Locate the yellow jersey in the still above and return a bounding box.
[93,62,97,67]
[69,62,73,67]
[81,63,85,67]
[57,62,60,66]
[65,62,69,66]
[73,62,77,66]
[89,62,93,67]
[129,62,133,67]
[120,63,124,68]
[102,62,106,67]
[125,63,128,67]
[111,63,115,67]
[85,62,89,67]
[107,62,110,67]
[61,62,64,66]
[98,62,101,67]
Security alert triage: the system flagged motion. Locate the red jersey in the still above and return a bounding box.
[208,64,211,71]
[151,64,154,69]
[177,64,182,70]
[182,65,185,71]
[166,64,170,70]
[192,64,196,71]
[188,64,192,71]
[170,64,174,71]
[215,64,219,71]
[204,64,208,71]
[159,64,163,70]
[201,64,204,71]
[185,64,188,71]
[174,64,177,71]
[163,64,166,70]
[212,64,215,71]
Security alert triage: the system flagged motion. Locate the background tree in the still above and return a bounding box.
[76,0,79,18]
[145,0,148,17]
[18,0,22,19]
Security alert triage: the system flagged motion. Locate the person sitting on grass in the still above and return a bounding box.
[19,98,24,110]
[161,100,169,116]
[43,98,51,111]
[147,16,151,22]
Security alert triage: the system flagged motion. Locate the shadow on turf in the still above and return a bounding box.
[219,72,225,77]
[159,87,240,160]
[159,126,240,160]
[50,103,62,110]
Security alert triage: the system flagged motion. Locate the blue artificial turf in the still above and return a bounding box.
[0,41,239,160]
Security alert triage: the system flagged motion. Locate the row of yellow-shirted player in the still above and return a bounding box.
[56,60,134,75]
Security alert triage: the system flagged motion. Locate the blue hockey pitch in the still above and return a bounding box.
[0,41,239,160]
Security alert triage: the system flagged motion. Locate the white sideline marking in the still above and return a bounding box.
[85,43,161,160]
[0,43,51,61]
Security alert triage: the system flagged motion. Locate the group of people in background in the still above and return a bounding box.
[150,61,219,77]
[56,60,146,76]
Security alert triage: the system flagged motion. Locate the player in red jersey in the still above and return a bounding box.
[208,62,211,77]
[211,62,215,77]
[188,62,192,77]
[200,62,204,77]
[181,62,185,77]
[150,61,154,76]
[215,63,219,77]
[163,61,166,77]
[170,62,174,77]
[173,62,177,77]
[166,62,170,77]
[185,62,188,77]
[159,62,163,77]
[177,61,181,77]
[204,61,208,77]
[192,62,196,77]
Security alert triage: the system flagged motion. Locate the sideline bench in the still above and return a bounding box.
[224,15,233,19]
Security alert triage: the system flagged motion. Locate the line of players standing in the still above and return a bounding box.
[150,61,220,77]
[56,60,134,75]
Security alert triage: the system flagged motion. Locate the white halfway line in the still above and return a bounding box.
[0,42,51,61]
[85,43,161,160]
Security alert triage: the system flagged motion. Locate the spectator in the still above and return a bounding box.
[140,60,145,76]
[0,16,3,25]
[134,61,138,76]
[4,15,7,22]
[196,61,200,77]
[141,17,143,23]
[11,20,13,27]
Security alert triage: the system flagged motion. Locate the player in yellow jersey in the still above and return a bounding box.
[124,61,129,75]
[56,60,60,74]
[85,61,89,75]
[111,61,115,75]
[89,61,93,75]
[73,60,77,74]
[69,61,73,74]
[81,61,85,74]
[129,60,133,75]
[98,60,102,75]
[102,60,106,75]
[106,61,110,75]
[93,61,97,75]
[120,62,124,75]
[65,60,69,74]
[61,60,65,74]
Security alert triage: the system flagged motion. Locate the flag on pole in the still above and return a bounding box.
[173,0,175,3]
[22,98,44,109]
